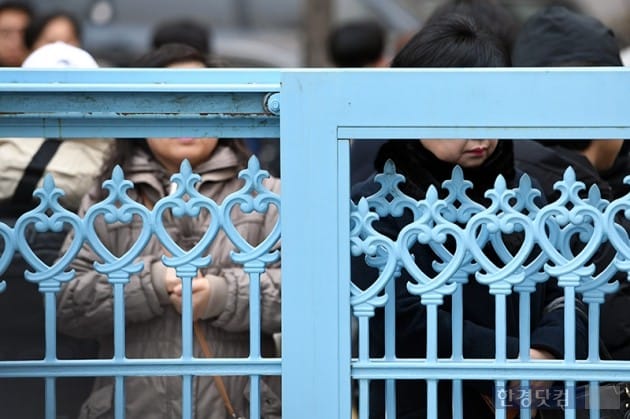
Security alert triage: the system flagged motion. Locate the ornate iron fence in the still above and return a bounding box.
[1,68,630,419]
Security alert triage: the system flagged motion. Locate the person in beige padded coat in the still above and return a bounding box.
[56,44,282,419]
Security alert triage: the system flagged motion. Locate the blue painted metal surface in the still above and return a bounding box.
[0,69,280,138]
[1,68,630,418]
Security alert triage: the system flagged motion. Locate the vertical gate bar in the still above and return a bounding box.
[359,379,369,419]
[113,282,126,419]
[495,294,507,419]
[181,273,194,359]
[564,287,576,363]
[384,380,396,419]
[114,376,125,419]
[358,316,370,419]
[588,303,601,419]
[426,304,438,418]
[565,287,577,419]
[248,270,261,359]
[587,303,600,362]
[250,375,260,419]
[45,377,55,419]
[518,292,531,357]
[519,291,532,419]
[181,272,194,418]
[338,139,352,418]
[565,382,576,419]
[182,376,192,419]
[495,294,507,361]
[44,292,56,419]
[249,269,262,417]
[451,286,464,419]
[113,283,126,360]
[384,279,396,419]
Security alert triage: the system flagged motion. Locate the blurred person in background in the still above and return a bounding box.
[331,19,390,185]
[152,18,211,58]
[0,41,106,419]
[24,10,81,52]
[0,1,32,66]
[327,19,387,68]
[151,23,280,177]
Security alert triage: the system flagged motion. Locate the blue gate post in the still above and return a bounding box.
[281,70,353,419]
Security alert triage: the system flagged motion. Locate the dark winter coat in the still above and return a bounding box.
[515,140,630,360]
[352,140,588,419]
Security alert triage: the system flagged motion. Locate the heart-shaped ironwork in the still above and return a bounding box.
[604,185,630,277]
[466,175,536,294]
[398,187,464,304]
[221,156,280,267]
[350,198,397,314]
[152,160,221,269]
[14,175,84,292]
[0,221,15,292]
[84,166,152,278]
[534,167,605,288]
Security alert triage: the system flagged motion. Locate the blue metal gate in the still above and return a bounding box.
[1,67,630,419]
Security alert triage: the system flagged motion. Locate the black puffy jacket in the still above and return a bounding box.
[352,140,587,419]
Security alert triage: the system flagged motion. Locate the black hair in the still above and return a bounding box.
[426,0,519,63]
[96,43,250,195]
[152,19,211,56]
[24,11,81,49]
[381,13,511,201]
[512,5,622,67]
[391,12,509,68]
[133,42,207,68]
[512,6,623,152]
[327,19,385,67]
[0,1,33,17]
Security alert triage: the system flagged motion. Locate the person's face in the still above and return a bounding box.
[419,139,498,168]
[146,137,219,174]
[147,59,218,174]
[32,16,80,50]
[0,9,30,66]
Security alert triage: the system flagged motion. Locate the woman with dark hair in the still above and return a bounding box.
[349,1,518,185]
[56,44,282,419]
[24,10,81,51]
[351,13,586,419]
[327,19,387,68]
[94,43,250,199]
[424,0,520,63]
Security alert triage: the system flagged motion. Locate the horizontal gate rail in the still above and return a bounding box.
[0,69,281,138]
[0,359,281,378]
